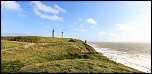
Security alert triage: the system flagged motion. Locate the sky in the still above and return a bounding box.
[1,1,151,42]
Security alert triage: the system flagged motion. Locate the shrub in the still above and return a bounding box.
[69,39,77,42]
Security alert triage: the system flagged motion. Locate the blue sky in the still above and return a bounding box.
[1,1,151,42]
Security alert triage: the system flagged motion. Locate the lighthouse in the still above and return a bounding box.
[61,29,65,38]
[52,29,55,38]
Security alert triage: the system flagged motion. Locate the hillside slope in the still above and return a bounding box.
[1,36,143,73]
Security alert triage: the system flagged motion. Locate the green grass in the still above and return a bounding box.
[17,59,140,73]
[1,40,24,50]
[1,60,24,73]
[1,36,143,73]
[1,36,73,43]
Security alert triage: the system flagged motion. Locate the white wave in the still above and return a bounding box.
[88,43,151,73]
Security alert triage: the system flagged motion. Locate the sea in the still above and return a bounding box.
[88,42,151,73]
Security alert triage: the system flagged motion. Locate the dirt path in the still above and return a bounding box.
[23,43,35,49]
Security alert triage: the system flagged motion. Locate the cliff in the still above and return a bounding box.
[1,36,143,73]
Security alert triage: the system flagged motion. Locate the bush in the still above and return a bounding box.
[69,39,77,42]
[2,36,40,43]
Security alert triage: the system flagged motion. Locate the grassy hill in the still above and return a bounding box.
[1,36,143,73]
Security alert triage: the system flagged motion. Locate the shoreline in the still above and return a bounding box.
[87,43,151,73]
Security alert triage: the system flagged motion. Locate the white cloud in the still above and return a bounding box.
[1,1,22,11]
[89,26,95,31]
[54,4,66,13]
[72,29,85,32]
[138,1,151,7]
[89,31,117,42]
[32,1,57,14]
[99,31,116,36]
[72,23,86,32]
[31,1,66,20]
[80,24,84,28]
[136,15,146,20]
[116,24,131,31]
[87,19,97,25]
[116,21,140,31]
[94,14,150,42]
[116,15,149,32]
[91,26,95,28]
[72,22,98,32]
[34,9,62,20]
[114,15,151,42]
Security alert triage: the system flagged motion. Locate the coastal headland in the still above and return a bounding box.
[1,36,143,73]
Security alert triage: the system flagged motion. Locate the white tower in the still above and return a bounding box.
[52,28,54,38]
[61,29,65,38]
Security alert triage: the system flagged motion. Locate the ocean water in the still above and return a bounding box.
[88,42,151,73]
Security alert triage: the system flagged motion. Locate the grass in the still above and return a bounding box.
[1,36,72,43]
[1,60,24,73]
[1,36,143,73]
[1,40,24,50]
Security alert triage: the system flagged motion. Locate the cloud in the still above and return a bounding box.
[72,29,85,32]
[80,24,84,28]
[54,4,66,13]
[99,31,116,36]
[72,22,98,32]
[116,22,134,31]
[114,15,151,42]
[136,15,146,20]
[31,1,66,20]
[34,9,62,20]
[137,1,151,7]
[1,1,22,11]
[87,19,97,25]
[72,23,86,32]
[32,1,58,14]
[89,31,117,42]
[94,14,150,42]
[116,15,147,31]
[89,26,96,31]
